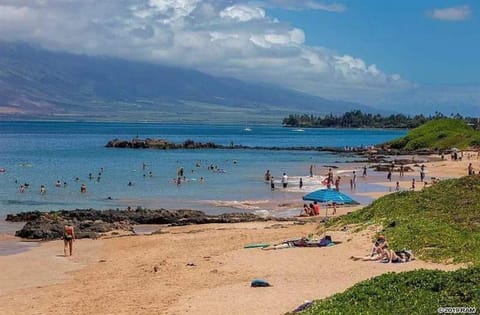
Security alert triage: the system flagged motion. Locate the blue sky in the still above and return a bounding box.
[0,0,478,114]
[270,0,479,85]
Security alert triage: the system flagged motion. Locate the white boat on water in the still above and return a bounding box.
[243,127,252,132]
[293,128,305,132]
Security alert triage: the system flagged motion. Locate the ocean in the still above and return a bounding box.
[0,121,406,218]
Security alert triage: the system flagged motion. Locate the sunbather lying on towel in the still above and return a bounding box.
[263,236,335,250]
[385,249,415,263]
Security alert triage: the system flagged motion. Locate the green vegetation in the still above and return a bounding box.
[294,176,480,314]
[296,266,480,315]
[387,118,480,150]
[282,110,480,130]
[327,175,480,265]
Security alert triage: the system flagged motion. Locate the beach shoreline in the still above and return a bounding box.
[0,152,475,314]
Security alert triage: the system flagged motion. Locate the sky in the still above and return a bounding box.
[0,0,478,114]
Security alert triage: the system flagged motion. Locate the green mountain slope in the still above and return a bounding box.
[386,118,480,150]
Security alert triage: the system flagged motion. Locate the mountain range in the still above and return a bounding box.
[0,42,383,122]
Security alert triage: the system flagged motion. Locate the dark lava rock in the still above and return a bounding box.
[8,209,293,240]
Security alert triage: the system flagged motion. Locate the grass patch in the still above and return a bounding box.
[292,148,480,314]
[327,176,480,265]
[386,118,480,150]
[295,266,480,315]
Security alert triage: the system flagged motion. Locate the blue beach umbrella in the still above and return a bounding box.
[302,188,358,205]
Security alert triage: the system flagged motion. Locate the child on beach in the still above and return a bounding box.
[331,202,337,215]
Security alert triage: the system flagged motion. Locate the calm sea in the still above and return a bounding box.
[0,121,406,218]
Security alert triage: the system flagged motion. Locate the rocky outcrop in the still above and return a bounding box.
[105,138,222,149]
[105,138,374,154]
[106,138,450,159]
[15,217,132,240]
[7,209,292,240]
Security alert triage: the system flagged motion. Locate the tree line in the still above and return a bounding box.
[282,110,480,129]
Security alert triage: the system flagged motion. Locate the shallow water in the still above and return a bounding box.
[0,122,405,218]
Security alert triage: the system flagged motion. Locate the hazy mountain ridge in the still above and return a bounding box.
[0,42,382,122]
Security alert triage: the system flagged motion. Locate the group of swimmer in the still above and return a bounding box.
[18,181,88,195]
[15,167,106,195]
[264,170,291,190]
[13,159,235,197]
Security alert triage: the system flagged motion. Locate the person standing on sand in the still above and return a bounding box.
[468,163,473,175]
[387,169,392,182]
[63,224,75,256]
[332,202,337,215]
[352,171,357,189]
[395,181,400,191]
[411,178,415,190]
[362,165,367,177]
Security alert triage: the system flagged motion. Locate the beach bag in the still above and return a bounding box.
[319,235,332,247]
[251,279,271,287]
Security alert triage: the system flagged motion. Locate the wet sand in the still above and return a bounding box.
[0,153,474,314]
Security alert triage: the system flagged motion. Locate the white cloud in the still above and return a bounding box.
[220,5,266,22]
[429,5,471,21]
[259,0,346,13]
[0,0,409,106]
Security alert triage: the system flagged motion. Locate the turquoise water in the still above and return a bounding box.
[0,122,406,216]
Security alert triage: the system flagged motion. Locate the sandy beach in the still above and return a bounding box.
[0,153,475,315]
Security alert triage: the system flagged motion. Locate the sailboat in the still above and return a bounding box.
[243,121,252,132]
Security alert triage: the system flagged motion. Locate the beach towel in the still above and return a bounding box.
[244,243,270,249]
